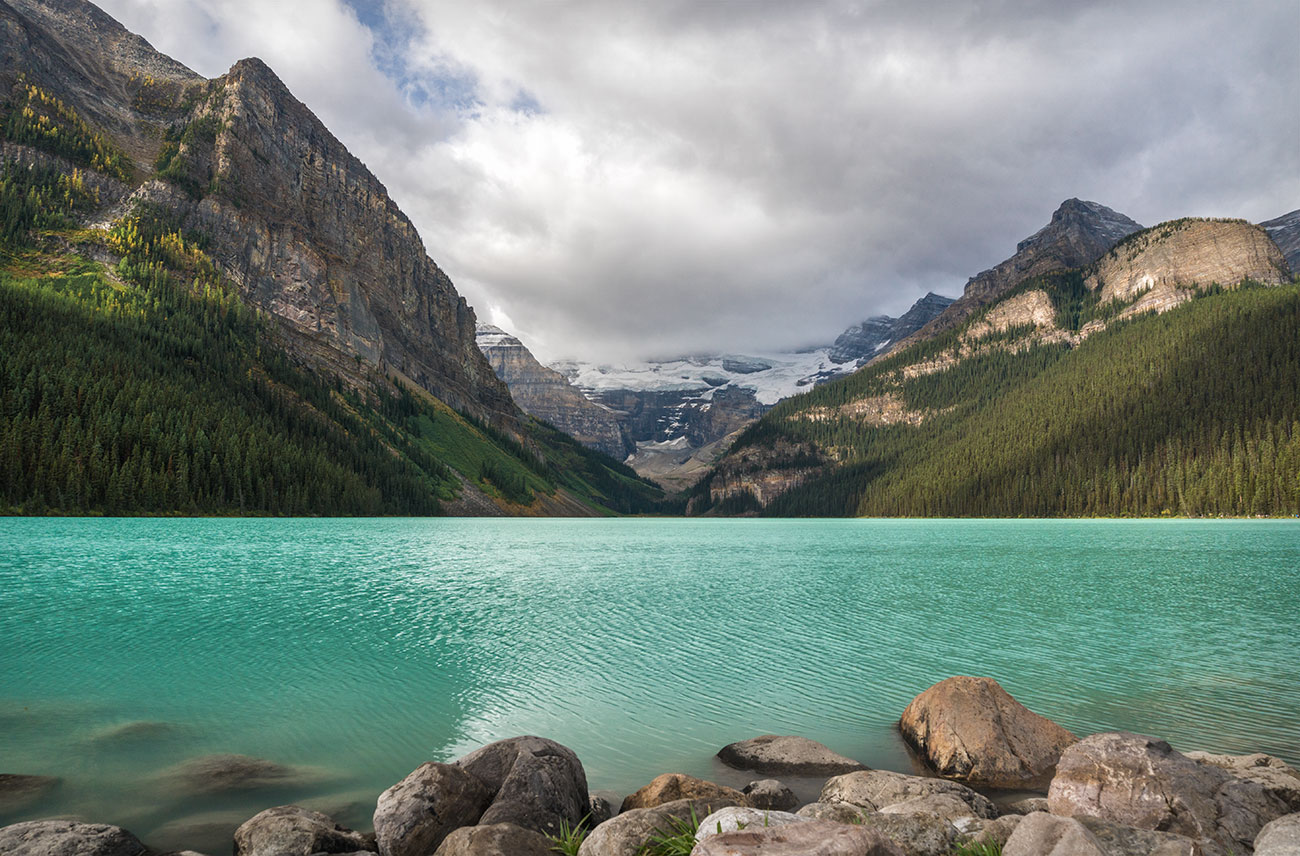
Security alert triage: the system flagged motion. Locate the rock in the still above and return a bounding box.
[373,762,493,856]
[587,794,614,827]
[1255,812,1300,855]
[0,820,148,856]
[1004,812,1107,856]
[820,770,997,818]
[1003,798,1050,816]
[691,819,907,855]
[1075,816,1207,856]
[149,811,247,855]
[851,813,958,856]
[453,735,590,836]
[718,736,868,777]
[961,815,1024,850]
[695,807,808,841]
[1185,752,1300,813]
[1048,732,1290,853]
[576,797,737,856]
[797,803,872,824]
[161,753,321,795]
[233,805,375,856]
[744,780,798,812]
[0,774,60,810]
[431,823,556,856]
[898,676,1078,789]
[879,793,981,823]
[87,720,180,744]
[620,773,745,813]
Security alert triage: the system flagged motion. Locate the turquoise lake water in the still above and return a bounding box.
[1,518,1297,852]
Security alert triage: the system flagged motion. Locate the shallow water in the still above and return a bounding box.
[1,518,1297,852]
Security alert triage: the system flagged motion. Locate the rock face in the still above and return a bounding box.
[373,762,494,856]
[820,770,997,819]
[430,823,556,856]
[719,735,868,777]
[883,199,1142,359]
[577,797,739,856]
[620,773,745,812]
[0,820,148,856]
[898,675,1078,789]
[476,325,632,459]
[691,819,906,856]
[1261,209,1300,274]
[452,735,590,836]
[1047,732,1290,852]
[1255,812,1300,855]
[233,805,375,856]
[829,293,955,366]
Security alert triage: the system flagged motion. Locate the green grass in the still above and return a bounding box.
[952,839,1002,856]
[547,817,589,856]
[640,808,703,856]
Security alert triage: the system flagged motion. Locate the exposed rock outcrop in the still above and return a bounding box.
[829,293,955,366]
[1261,210,1300,274]
[718,735,867,777]
[899,676,1078,789]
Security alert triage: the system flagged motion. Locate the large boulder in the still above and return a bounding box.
[233,805,375,856]
[1255,812,1300,855]
[0,820,147,856]
[879,793,982,824]
[691,819,906,855]
[453,736,590,836]
[431,823,556,856]
[719,736,867,777]
[1075,815,1209,856]
[373,762,494,856]
[619,773,745,812]
[899,676,1077,790]
[744,780,798,812]
[577,797,737,856]
[1048,732,1289,853]
[850,813,958,856]
[1185,752,1300,813]
[961,815,1024,851]
[1003,812,1107,856]
[694,807,808,841]
[820,770,997,818]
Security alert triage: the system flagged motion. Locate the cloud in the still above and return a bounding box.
[95,0,1300,363]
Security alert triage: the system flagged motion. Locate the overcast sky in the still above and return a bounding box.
[97,0,1300,363]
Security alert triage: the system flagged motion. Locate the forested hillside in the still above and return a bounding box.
[691,256,1300,517]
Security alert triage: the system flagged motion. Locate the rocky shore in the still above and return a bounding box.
[2,677,1297,856]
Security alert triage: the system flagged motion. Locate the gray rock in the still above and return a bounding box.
[695,807,808,841]
[821,770,997,818]
[431,823,555,856]
[1185,752,1300,813]
[851,812,958,856]
[1048,732,1289,853]
[233,805,375,856]
[1075,816,1207,856]
[960,815,1024,850]
[898,676,1077,790]
[1255,812,1300,856]
[0,820,148,856]
[719,736,868,777]
[619,773,744,813]
[691,819,906,855]
[0,774,60,811]
[577,797,737,856]
[454,735,590,837]
[1004,812,1107,856]
[879,793,981,823]
[744,780,798,811]
[373,762,493,856]
[797,803,872,824]
[587,794,614,828]
[1003,798,1050,816]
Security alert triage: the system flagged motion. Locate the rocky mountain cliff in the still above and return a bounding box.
[882,199,1142,360]
[1261,209,1300,273]
[692,214,1298,517]
[828,291,954,366]
[476,325,632,459]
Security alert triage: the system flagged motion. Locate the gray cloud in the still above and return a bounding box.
[96,0,1299,362]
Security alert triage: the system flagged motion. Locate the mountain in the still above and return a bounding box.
[476,324,632,459]
[689,215,1298,517]
[0,0,663,515]
[827,291,955,365]
[882,199,1143,360]
[1261,209,1300,273]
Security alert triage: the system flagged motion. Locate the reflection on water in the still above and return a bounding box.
[1,518,1297,853]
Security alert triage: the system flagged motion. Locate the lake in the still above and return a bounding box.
[1,518,1297,852]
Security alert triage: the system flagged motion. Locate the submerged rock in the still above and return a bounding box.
[719,735,867,777]
[820,770,997,818]
[233,805,375,856]
[899,676,1077,790]
[744,779,798,811]
[620,773,745,812]
[453,735,590,836]
[0,820,148,856]
[0,774,60,811]
[160,753,322,795]
[691,819,906,855]
[431,823,555,856]
[1048,732,1289,853]
[577,797,738,856]
[374,762,493,856]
